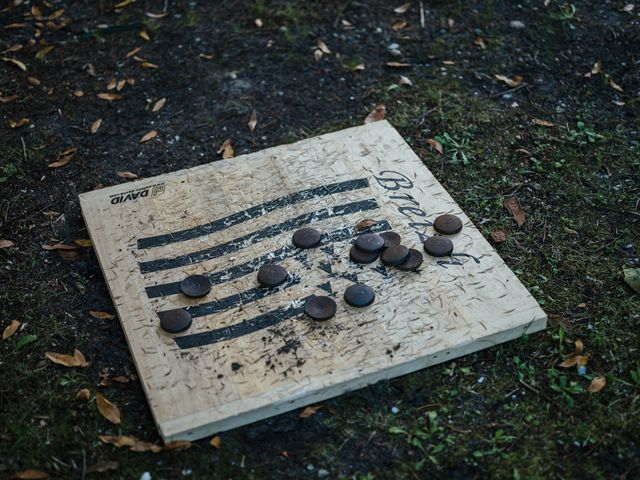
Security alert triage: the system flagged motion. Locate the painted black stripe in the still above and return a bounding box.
[137,178,370,249]
[157,276,301,319]
[174,301,308,350]
[144,220,392,298]
[139,198,379,273]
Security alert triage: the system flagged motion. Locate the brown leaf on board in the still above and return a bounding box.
[139,130,158,143]
[0,239,15,249]
[218,139,234,159]
[76,388,90,401]
[317,39,331,54]
[42,242,77,251]
[152,97,166,112]
[11,470,49,479]
[116,171,138,179]
[364,104,385,124]
[210,436,222,448]
[356,219,377,231]
[47,147,77,168]
[532,118,555,127]
[90,118,102,134]
[97,92,123,101]
[299,405,322,418]
[426,138,443,154]
[163,440,193,451]
[3,320,20,340]
[494,74,523,87]
[45,349,88,368]
[587,376,606,393]
[89,311,116,320]
[391,20,407,31]
[86,461,119,473]
[2,56,27,71]
[9,117,29,128]
[394,2,411,14]
[503,197,525,227]
[96,392,121,424]
[248,109,257,132]
[490,230,507,244]
[386,61,411,68]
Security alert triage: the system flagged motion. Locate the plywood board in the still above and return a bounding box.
[79,120,546,441]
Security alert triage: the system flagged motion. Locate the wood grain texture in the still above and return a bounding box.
[79,121,546,441]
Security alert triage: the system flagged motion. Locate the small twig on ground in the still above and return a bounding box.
[21,136,27,162]
[420,1,425,29]
[489,83,528,98]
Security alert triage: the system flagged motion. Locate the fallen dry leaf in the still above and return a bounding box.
[218,138,234,159]
[90,118,102,134]
[47,147,77,168]
[73,89,84,97]
[139,130,158,143]
[364,104,386,124]
[590,61,602,75]
[9,117,29,128]
[255,18,263,27]
[86,461,118,474]
[3,320,20,340]
[3,43,23,53]
[622,4,635,12]
[76,388,90,401]
[163,440,193,451]
[317,39,331,54]
[89,311,116,320]
[394,2,411,13]
[11,470,49,479]
[74,239,93,247]
[490,230,508,244]
[210,436,222,448]
[106,78,116,90]
[494,74,523,87]
[97,92,123,101]
[356,218,377,231]
[426,138,443,154]
[0,239,15,249]
[99,435,163,453]
[391,20,407,31]
[45,349,88,368]
[27,76,40,85]
[608,78,623,92]
[248,109,257,132]
[532,118,555,127]
[503,197,525,227]
[398,75,412,86]
[152,97,166,112]
[474,36,486,49]
[299,405,322,418]
[0,95,19,103]
[2,56,27,71]
[116,79,126,91]
[587,376,606,393]
[313,49,323,62]
[116,171,139,179]
[140,61,158,69]
[386,61,411,68]
[96,392,121,424]
[139,30,150,41]
[41,242,76,251]
[35,46,54,60]
[126,46,142,58]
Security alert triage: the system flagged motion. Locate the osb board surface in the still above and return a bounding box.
[79,120,546,441]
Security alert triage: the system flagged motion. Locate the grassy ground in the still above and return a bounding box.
[1,1,639,479]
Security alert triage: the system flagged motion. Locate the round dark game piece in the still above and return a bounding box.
[349,245,379,264]
[180,274,211,298]
[381,245,410,266]
[423,236,454,257]
[158,309,192,334]
[433,214,463,235]
[380,231,402,248]
[397,249,424,271]
[257,264,288,288]
[305,295,337,320]
[355,233,385,254]
[292,227,321,249]
[344,283,375,308]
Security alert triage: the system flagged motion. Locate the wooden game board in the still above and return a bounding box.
[79,120,546,441]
